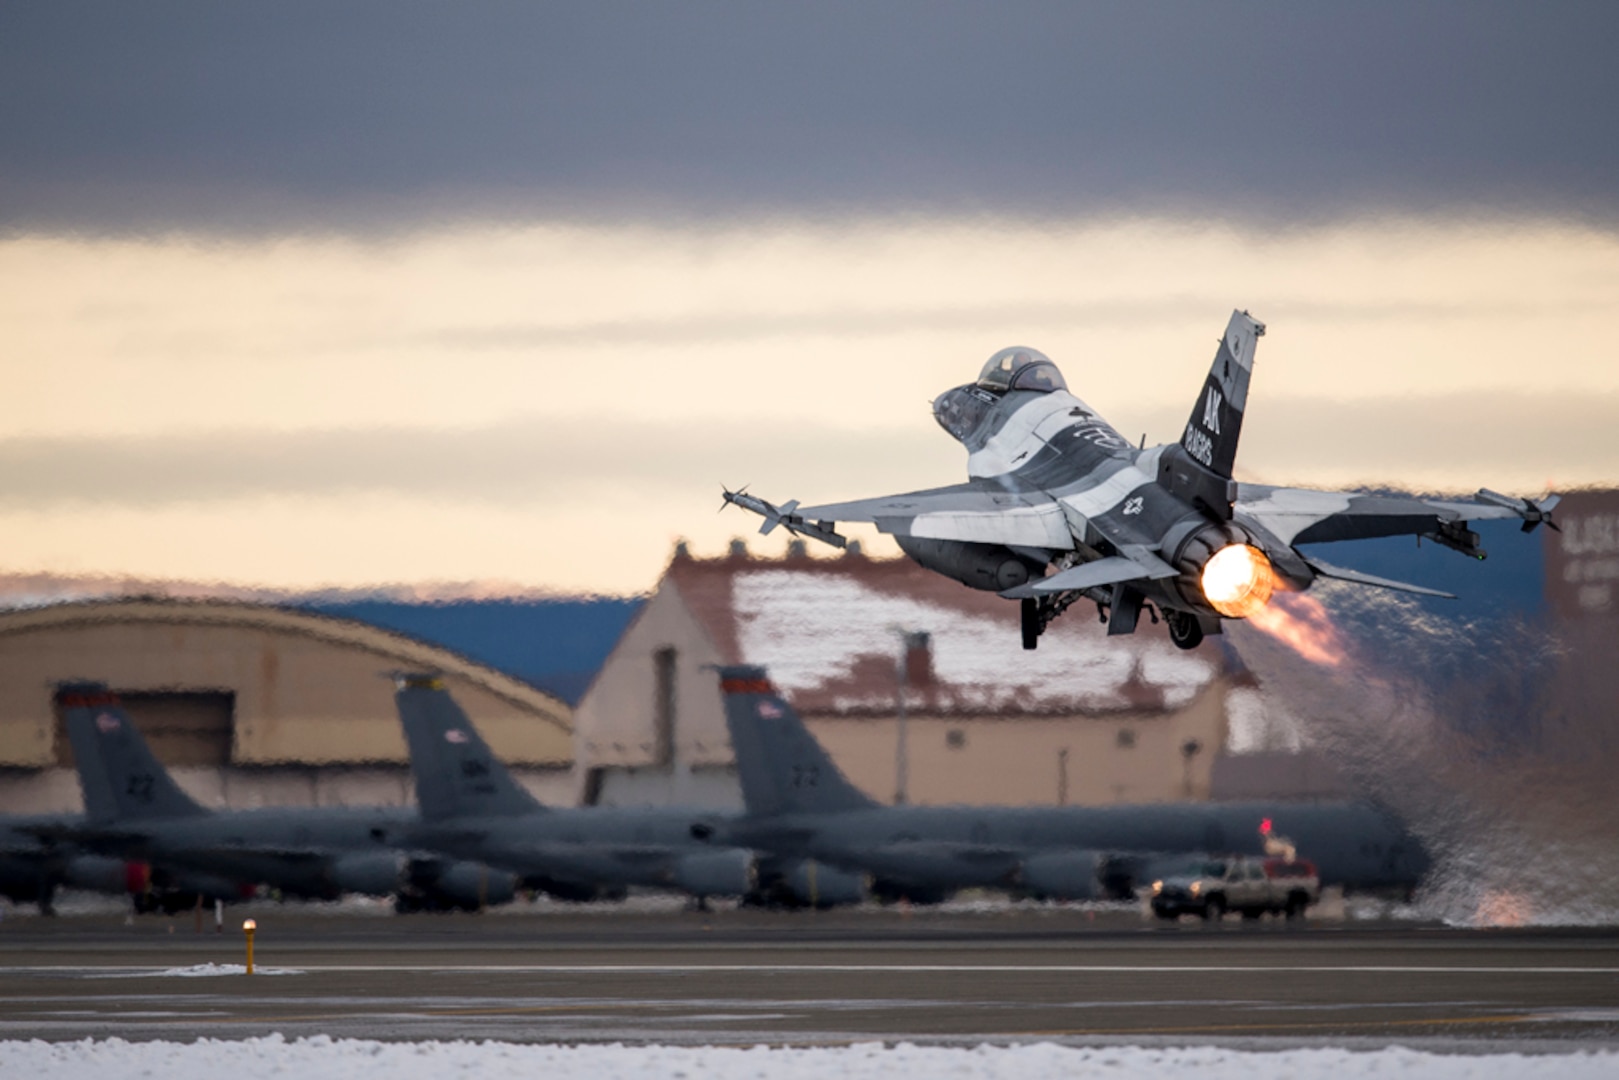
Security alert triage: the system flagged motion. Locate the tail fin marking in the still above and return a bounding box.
[1180,309,1264,479]
[56,682,208,824]
[393,674,543,820]
[717,666,878,817]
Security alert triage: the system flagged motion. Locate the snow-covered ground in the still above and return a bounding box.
[1,1036,1615,1079]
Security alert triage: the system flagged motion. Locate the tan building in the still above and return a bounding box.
[0,598,573,814]
[573,543,1235,809]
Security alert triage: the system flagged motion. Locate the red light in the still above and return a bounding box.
[1260,818,1272,835]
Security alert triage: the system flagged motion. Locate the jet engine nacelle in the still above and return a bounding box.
[428,860,518,910]
[671,849,755,897]
[779,859,866,908]
[328,852,405,897]
[1169,521,1276,618]
[1017,850,1105,900]
[896,535,1043,592]
[58,855,143,895]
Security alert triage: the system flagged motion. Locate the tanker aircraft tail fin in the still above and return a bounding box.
[717,666,879,818]
[57,683,209,825]
[393,674,544,821]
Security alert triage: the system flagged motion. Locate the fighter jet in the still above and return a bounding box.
[700,666,1428,904]
[392,674,755,904]
[724,311,1558,649]
[50,682,513,912]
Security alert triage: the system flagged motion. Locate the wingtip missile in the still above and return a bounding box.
[1476,488,1562,533]
[720,487,847,549]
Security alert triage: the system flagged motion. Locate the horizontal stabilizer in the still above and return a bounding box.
[1001,554,1177,599]
[1303,556,1456,599]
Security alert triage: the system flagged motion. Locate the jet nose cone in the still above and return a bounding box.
[934,384,989,443]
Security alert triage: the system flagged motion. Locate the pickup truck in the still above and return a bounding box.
[1149,856,1319,921]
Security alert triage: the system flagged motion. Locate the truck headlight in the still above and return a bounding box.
[1190,882,1201,897]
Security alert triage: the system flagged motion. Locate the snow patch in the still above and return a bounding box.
[1,1036,1615,1079]
[92,963,303,978]
[734,569,1213,711]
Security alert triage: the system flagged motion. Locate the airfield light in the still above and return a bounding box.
[242,919,256,975]
[1200,544,1275,618]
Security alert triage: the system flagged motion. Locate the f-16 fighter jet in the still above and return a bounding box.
[725,311,1558,650]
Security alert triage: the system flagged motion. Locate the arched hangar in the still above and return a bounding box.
[0,598,572,813]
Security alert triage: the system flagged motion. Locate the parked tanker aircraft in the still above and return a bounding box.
[47,683,512,912]
[1,814,167,914]
[725,310,1558,650]
[392,674,755,903]
[699,666,1429,904]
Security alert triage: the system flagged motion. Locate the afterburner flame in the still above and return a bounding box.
[1245,587,1344,667]
[1200,544,1274,618]
[1199,544,1347,666]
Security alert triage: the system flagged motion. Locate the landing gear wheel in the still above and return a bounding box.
[1202,896,1225,922]
[1020,598,1040,651]
[1166,610,1205,651]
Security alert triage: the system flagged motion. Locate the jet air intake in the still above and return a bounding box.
[1171,522,1275,619]
[896,536,1042,592]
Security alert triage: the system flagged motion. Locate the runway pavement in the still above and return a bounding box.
[3,905,1619,1050]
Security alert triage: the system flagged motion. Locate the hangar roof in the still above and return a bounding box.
[0,597,568,721]
[663,547,1223,716]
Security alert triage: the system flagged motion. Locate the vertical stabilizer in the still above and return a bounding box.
[1179,309,1264,479]
[717,666,878,817]
[393,674,543,820]
[57,683,208,824]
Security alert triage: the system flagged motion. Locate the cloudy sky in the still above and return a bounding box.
[2,3,1615,594]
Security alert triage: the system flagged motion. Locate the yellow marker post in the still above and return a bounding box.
[242,918,257,975]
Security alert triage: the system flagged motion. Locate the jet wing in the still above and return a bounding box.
[828,839,1022,889]
[1302,556,1456,599]
[486,842,673,876]
[16,822,154,851]
[1237,485,1560,547]
[789,481,1074,549]
[999,553,1179,599]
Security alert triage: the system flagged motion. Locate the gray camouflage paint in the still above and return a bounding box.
[713,665,1428,901]
[54,683,495,906]
[392,676,753,901]
[729,310,1557,646]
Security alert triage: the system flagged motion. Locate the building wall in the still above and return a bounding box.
[572,568,1233,808]
[805,679,1230,807]
[572,579,733,801]
[1547,489,1619,620]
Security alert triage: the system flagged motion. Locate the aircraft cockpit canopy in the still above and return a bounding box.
[976,347,1067,393]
